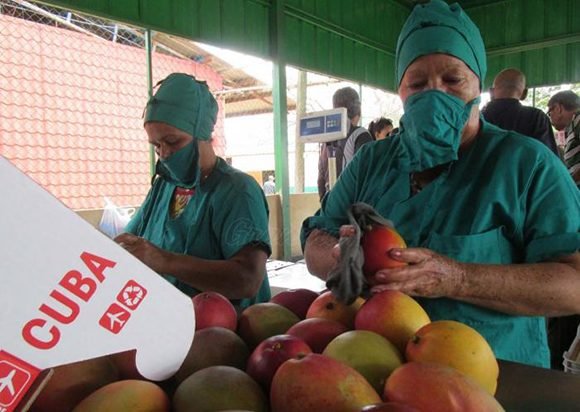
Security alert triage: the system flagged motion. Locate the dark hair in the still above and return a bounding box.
[332,87,361,119]
[548,90,580,111]
[368,117,394,138]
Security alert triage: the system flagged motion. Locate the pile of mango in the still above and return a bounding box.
[30,287,504,412]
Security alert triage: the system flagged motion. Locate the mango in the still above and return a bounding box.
[361,224,407,278]
[174,326,250,384]
[72,380,169,412]
[306,291,364,329]
[323,330,403,394]
[405,320,499,394]
[173,366,267,412]
[193,291,238,331]
[286,317,349,353]
[270,353,381,412]
[384,362,505,412]
[354,290,430,353]
[360,402,419,411]
[237,303,300,349]
[270,288,320,319]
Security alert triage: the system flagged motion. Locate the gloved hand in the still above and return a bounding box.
[325,202,394,304]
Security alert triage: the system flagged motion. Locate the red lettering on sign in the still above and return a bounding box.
[39,290,79,325]
[59,270,98,302]
[21,252,118,350]
[80,252,116,282]
[21,319,60,350]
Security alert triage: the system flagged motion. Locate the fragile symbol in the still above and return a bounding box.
[117,280,147,310]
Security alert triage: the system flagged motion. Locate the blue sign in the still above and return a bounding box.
[325,113,342,133]
[300,116,325,136]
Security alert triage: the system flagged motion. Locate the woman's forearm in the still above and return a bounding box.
[456,253,580,316]
[160,247,268,299]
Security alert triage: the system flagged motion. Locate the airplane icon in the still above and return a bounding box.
[106,311,127,329]
[0,352,38,408]
[99,303,131,334]
[0,369,16,397]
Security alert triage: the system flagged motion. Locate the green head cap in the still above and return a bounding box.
[395,0,487,89]
[144,73,218,140]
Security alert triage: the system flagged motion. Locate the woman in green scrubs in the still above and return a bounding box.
[301,0,580,367]
[115,73,271,310]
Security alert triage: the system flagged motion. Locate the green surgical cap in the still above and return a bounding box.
[144,73,218,140]
[396,0,487,88]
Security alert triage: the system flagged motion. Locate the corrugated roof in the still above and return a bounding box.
[43,0,580,90]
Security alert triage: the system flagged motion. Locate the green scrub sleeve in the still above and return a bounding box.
[523,153,580,263]
[123,186,155,235]
[213,178,272,259]
[300,148,363,249]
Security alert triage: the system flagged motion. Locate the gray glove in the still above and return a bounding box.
[325,202,394,305]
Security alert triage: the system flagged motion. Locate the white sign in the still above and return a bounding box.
[0,156,195,398]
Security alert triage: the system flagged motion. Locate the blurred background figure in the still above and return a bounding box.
[317,87,373,200]
[368,117,394,140]
[263,175,276,194]
[482,68,559,156]
[548,90,580,187]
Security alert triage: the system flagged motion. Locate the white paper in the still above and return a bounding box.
[0,156,195,382]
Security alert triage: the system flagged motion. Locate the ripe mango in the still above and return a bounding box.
[270,353,381,412]
[361,224,407,278]
[173,366,267,412]
[323,330,403,394]
[355,290,430,354]
[72,380,170,412]
[306,291,364,329]
[384,362,505,412]
[237,303,300,349]
[405,320,499,394]
[174,326,250,384]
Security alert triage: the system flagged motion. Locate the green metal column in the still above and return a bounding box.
[145,29,156,177]
[271,0,291,260]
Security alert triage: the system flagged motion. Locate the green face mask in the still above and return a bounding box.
[156,140,199,187]
[398,90,480,172]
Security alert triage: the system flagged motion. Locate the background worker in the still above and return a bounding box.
[368,117,394,141]
[317,87,373,200]
[548,90,580,187]
[482,68,559,156]
[115,73,272,309]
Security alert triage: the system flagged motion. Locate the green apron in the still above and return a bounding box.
[127,157,271,309]
[302,120,580,367]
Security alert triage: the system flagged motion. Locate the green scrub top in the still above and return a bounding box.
[126,157,272,309]
[301,120,580,367]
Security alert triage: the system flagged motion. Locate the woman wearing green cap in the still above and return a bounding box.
[115,73,271,309]
[301,0,579,368]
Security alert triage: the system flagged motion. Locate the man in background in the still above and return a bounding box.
[317,87,373,200]
[548,90,580,187]
[482,68,559,156]
[263,175,276,194]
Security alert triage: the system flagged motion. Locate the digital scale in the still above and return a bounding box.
[298,108,350,190]
[298,107,348,143]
